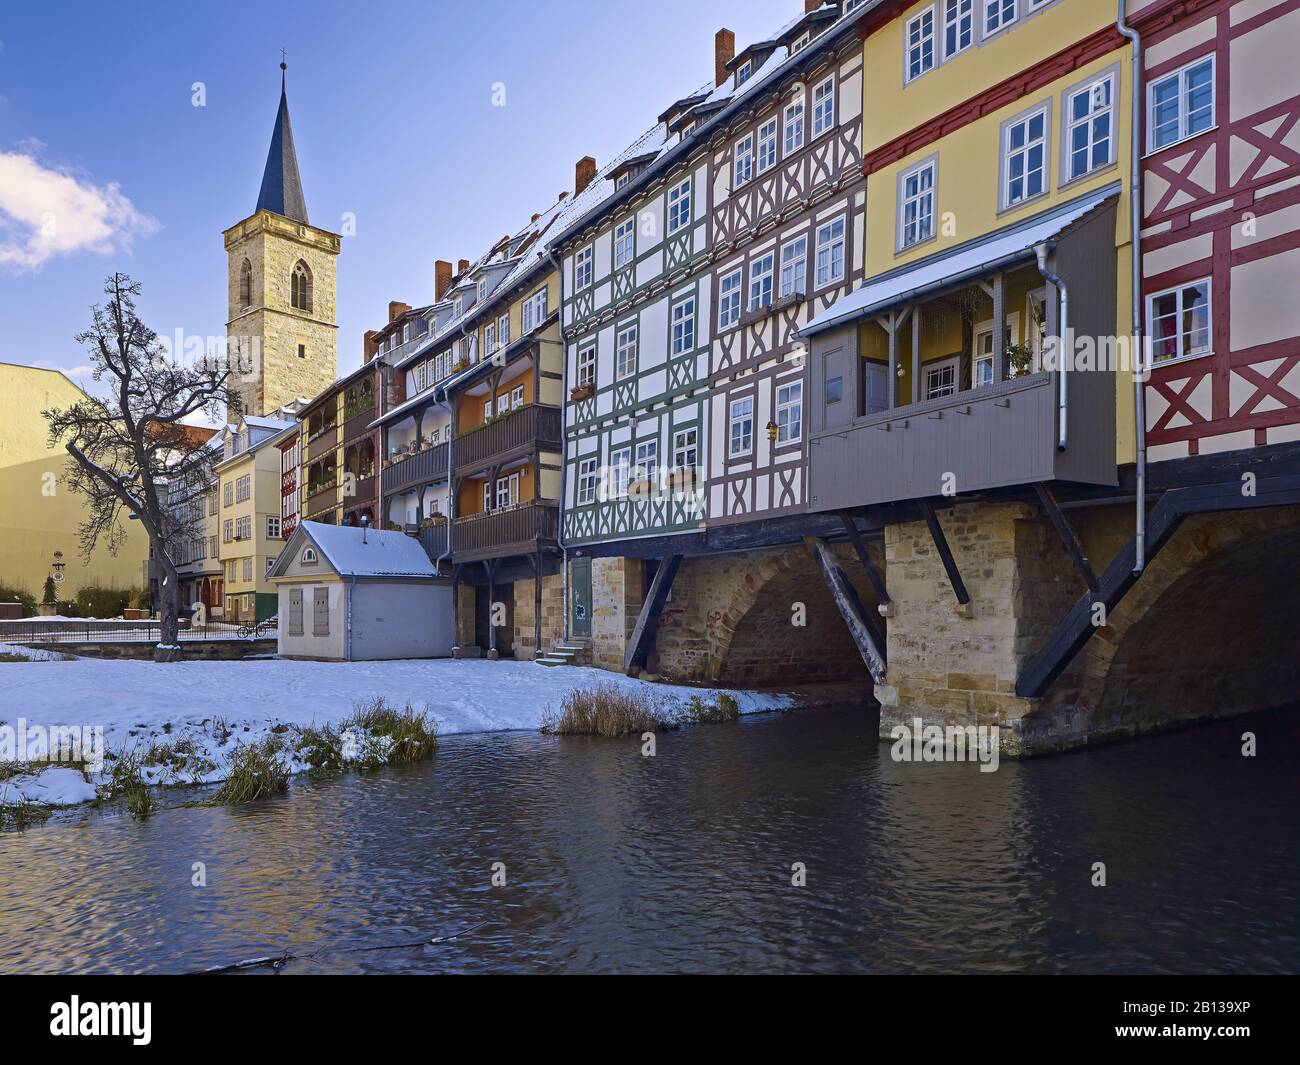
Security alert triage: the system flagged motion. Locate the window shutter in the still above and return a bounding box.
[312,587,330,636]
[288,588,304,636]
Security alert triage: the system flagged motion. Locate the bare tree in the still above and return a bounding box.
[44,273,237,661]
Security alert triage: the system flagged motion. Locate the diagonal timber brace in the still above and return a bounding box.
[624,555,683,672]
[804,536,887,684]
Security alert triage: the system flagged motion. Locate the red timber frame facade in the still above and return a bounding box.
[1136,0,1300,460]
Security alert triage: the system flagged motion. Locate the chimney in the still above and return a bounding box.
[575,156,597,197]
[715,28,735,87]
[805,0,820,12]
[363,330,379,365]
[434,259,453,301]
[458,258,470,275]
[388,300,411,324]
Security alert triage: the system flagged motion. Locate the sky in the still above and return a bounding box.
[0,0,798,387]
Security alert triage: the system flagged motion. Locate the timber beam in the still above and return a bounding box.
[839,512,890,604]
[624,555,683,672]
[804,536,887,684]
[1034,483,1099,593]
[916,499,970,606]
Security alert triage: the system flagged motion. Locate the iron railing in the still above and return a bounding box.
[0,618,278,645]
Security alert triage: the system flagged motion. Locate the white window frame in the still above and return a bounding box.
[972,313,1019,388]
[734,134,754,188]
[498,312,510,348]
[608,447,631,499]
[924,355,960,400]
[1147,55,1216,155]
[1146,279,1213,365]
[775,381,802,445]
[266,515,281,539]
[899,158,937,249]
[510,384,525,410]
[812,77,835,137]
[484,320,497,355]
[495,472,520,510]
[496,394,510,415]
[728,396,754,458]
[576,457,598,504]
[757,116,778,173]
[780,235,808,298]
[667,179,691,235]
[672,297,696,355]
[983,0,1018,36]
[718,268,742,329]
[905,7,936,83]
[749,252,775,311]
[1065,73,1116,182]
[942,0,974,60]
[615,324,638,380]
[574,246,593,291]
[576,344,595,387]
[815,217,846,288]
[673,427,698,472]
[634,439,658,486]
[784,100,805,155]
[1002,104,1049,210]
[614,217,635,269]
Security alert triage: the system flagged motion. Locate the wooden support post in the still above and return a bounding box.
[911,309,922,405]
[624,554,683,672]
[483,559,497,654]
[804,536,887,684]
[991,271,1007,383]
[534,549,543,657]
[839,512,890,605]
[916,499,970,605]
[1034,482,1099,593]
[885,312,898,410]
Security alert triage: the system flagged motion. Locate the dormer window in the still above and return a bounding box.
[477,278,487,303]
[791,32,810,54]
[735,60,752,87]
[454,296,463,318]
[615,173,630,190]
[402,323,410,344]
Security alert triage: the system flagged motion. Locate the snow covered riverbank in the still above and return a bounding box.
[0,654,798,811]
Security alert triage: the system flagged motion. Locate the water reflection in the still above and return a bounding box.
[1,706,1296,974]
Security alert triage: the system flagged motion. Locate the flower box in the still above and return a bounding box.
[570,384,595,401]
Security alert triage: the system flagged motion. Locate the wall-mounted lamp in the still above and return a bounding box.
[766,420,778,443]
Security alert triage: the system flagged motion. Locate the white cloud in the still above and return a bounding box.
[0,150,158,270]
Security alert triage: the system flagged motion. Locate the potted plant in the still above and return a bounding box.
[570,383,595,401]
[1005,343,1035,378]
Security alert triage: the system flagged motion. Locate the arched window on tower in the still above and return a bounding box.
[290,260,313,313]
[238,259,252,308]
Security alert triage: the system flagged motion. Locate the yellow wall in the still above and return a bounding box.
[0,363,149,603]
[216,439,285,605]
[472,269,559,361]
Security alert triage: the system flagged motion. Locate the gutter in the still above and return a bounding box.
[1118,0,1147,573]
[1033,242,1070,451]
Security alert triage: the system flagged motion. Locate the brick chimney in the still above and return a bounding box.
[458,258,470,275]
[715,28,735,87]
[434,259,453,301]
[805,0,820,12]
[363,329,379,365]
[388,300,411,324]
[575,156,597,196]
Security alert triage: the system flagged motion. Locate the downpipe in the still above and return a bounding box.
[547,245,571,644]
[1034,242,1070,451]
[1118,0,1148,573]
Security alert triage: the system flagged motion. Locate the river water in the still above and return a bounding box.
[1,704,1296,974]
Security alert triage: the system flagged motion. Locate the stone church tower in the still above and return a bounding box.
[223,64,339,417]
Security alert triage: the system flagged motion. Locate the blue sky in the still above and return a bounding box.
[0,0,797,386]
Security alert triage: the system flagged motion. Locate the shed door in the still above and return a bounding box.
[312,587,330,636]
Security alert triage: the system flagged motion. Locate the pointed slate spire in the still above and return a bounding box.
[255,62,309,223]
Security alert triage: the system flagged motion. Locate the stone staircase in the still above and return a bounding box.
[535,638,592,668]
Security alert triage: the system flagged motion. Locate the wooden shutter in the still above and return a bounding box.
[288,588,303,636]
[312,587,330,636]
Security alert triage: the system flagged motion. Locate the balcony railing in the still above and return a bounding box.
[343,406,376,443]
[414,523,449,564]
[454,404,561,476]
[305,483,338,518]
[382,442,450,496]
[346,473,376,506]
[451,499,558,563]
[305,427,338,463]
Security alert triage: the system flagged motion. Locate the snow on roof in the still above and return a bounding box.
[272,521,439,580]
[801,185,1121,338]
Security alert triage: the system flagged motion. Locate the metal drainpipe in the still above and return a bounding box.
[1034,242,1070,450]
[1118,0,1147,573]
[547,246,571,644]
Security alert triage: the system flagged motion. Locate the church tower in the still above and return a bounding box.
[224,63,339,417]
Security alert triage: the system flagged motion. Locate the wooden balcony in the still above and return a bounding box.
[452,499,559,564]
[342,406,376,443]
[346,473,376,506]
[304,483,338,518]
[454,404,561,477]
[382,442,449,497]
[415,523,449,564]
[305,427,338,463]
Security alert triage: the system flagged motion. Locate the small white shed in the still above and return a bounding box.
[268,522,454,661]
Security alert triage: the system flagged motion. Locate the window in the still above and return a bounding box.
[780,236,807,298]
[784,100,805,155]
[498,312,510,348]
[634,440,658,487]
[574,247,593,291]
[236,516,251,540]
[1066,75,1114,180]
[718,269,742,329]
[402,323,411,344]
[615,324,638,380]
[482,481,492,511]
[1003,106,1048,208]
[265,557,275,575]
[1148,280,1211,364]
[925,357,959,399]
[973,319,1015,387]
[209,493,217,516]
[667,179,691,234]
[576,458,598,504]
[792,32,810,54]
[900,159,936,248]
[757,117,778,173]
[238,259,252,308]
[236,475,251,502]
[735,59,753,86]
[290,260,312,312]
[301,547,318,565]
[673,427,698,472]
[734,135,754,187]
[223,519,233,543]
[943,0,974,59]
[906,8,936,82]
[522,285,548,331]
[224,481,233,507]
[242,557,253,582]
[510,385,524,410]
[672,298,696,355]
[266,515,281,539]
[776,381,802,444]
[812,78,835,136]
[815,218,846,287]
[984,0,1017,34]
[312,586,329,637]
[483,400,492,420]
[615,172,630,190]
[609,448,631,499]
[288,588,303,636]
[577,344,595,386]
[484,320,497,355]
[495,473,519,509]
[297,343,306,359]
[496,394,510,415]
[1149,57,1215,153]
[728,397,754,457]
[749,252,775,310]
[614,218,635,269]
[476,278,487,304]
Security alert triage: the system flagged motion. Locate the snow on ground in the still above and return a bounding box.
[0,656,796,809]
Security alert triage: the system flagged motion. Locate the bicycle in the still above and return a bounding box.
[238,619,276,640]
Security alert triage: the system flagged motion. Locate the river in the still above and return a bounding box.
[1,704,1296,974]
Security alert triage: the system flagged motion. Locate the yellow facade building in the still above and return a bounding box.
[0,362,149,606]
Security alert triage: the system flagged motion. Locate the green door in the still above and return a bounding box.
[571,557,592,638]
